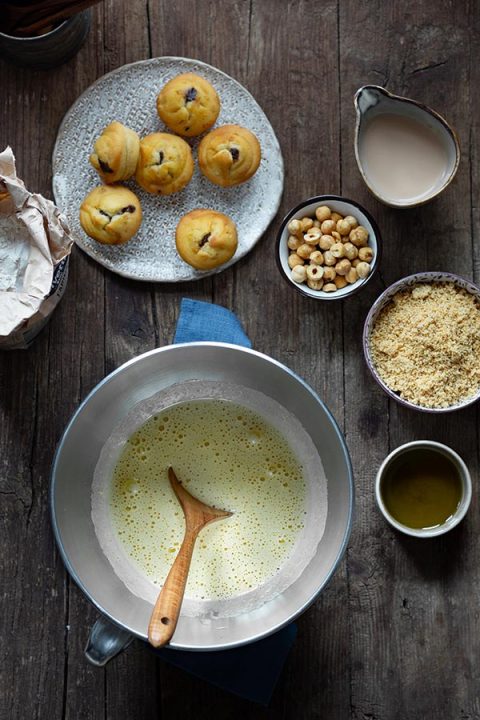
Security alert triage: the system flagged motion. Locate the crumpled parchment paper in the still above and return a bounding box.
[0,146,73,349]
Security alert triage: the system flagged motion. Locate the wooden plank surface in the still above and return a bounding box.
[0,0,479,718]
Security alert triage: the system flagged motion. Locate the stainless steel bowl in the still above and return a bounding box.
[51,342,353,656]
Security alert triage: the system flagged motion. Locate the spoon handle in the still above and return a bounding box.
[148,528,199,648]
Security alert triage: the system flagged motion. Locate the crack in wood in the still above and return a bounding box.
[411,59,448,75]
[26,371,39,528]
[0,489,31,512]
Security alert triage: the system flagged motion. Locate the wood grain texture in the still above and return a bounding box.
[339,2,480,720]
[1,0,479,717]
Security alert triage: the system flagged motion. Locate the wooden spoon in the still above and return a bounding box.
[148,467,232,648]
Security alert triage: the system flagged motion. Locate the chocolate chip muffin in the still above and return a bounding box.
[89,121,140,184]
[198,125,261,187]
[79,185,142,244]
[176,209,238,270]
[135,132,194,195]
[156,72,220,137]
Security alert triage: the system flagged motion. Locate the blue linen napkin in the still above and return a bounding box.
[153,297,297,706]
[173,297,252,347]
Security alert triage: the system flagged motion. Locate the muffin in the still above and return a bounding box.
[156,72,220,137]
[135,133,194,195]
[198,125,261,187]
[79,185,142,245]
[176,209,238,270]
[89,121,140,183]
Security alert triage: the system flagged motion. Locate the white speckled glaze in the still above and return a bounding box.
[52,57,284,282]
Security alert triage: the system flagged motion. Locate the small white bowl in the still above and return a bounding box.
[276,195,382,301]
[375,440,472,538]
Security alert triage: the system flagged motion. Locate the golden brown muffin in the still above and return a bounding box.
[156,72,220,137]
[198,125,261,188]
[135,133,194,195]
[176,209,238,270]
[79,185,142,245]
[89,121,140,184]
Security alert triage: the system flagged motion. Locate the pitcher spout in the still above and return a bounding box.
[354,85,392,118]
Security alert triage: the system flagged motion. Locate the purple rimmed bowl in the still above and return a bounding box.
[363,271,480,413]
[276,195,382,301]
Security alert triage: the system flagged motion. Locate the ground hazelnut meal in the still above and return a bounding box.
[370,282,480,408]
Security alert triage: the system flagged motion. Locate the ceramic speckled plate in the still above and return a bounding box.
[52,57,284,282]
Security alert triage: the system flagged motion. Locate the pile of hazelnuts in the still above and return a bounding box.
[286,205,374,293]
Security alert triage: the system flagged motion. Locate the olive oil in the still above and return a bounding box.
[381,449,462,529]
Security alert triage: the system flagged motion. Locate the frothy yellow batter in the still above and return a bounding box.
[110,400,306,601]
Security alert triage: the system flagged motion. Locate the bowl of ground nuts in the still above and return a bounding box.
[363,272,480,412]
[276,195,381,300]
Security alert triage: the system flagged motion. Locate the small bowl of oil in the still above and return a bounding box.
[375,441,471,538]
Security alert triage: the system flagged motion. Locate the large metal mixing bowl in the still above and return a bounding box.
[50,342,353,659]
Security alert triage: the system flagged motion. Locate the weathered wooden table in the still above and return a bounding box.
[1,1,479,718]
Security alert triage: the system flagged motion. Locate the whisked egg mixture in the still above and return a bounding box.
[110,399,306,600]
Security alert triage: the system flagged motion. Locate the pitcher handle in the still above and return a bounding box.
[85,615,134,667]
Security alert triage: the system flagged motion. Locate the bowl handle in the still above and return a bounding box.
[84,615,133,667]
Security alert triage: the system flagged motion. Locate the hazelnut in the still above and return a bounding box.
[288,253,304,269]
[336,219,351,236]
[358,246,374,263]
[335,258,352,276]
[323,266,336,282]
[309,250,324,265]
[343,242,358,261]
[313,219,321,228]
[291,265,307,283]
[331,212,342,223]
[344,215,358,229]
[349,226,369,247]
[321,219,336,235]
[287,234,302,250]
[304,227,322,245]
[330,242,345,259]
[334,275,348,289]
[307,278,324,290]
[297,243,313,259]
[352,258,361,267]
[300,217,314,231]
[319,234,335,251]
[306,264,324,281]
[356,261,371,279]
[331,231,342,242]
[323,283,337,293]
[324,250,336,266]
[346,267,358,284]
[315,206,331,222]
[287,219,303,236]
